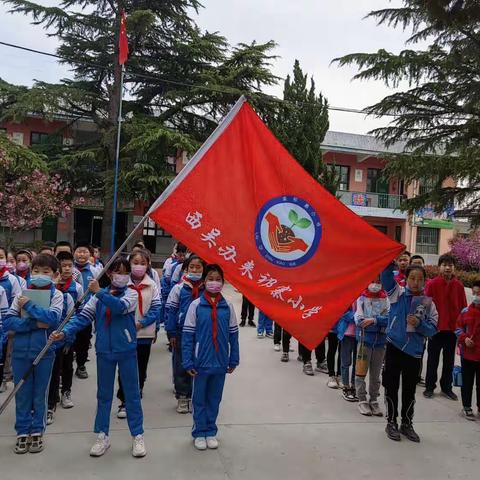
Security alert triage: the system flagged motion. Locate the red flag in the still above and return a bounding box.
[149,97,403,348]
[118,9,129,65]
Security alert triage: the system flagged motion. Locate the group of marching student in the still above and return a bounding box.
[0,240,239,456]
[257,251,480,442]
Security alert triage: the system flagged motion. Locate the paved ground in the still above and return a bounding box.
[1,284,479,480]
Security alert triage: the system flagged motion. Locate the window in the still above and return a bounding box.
[30,131,62,146]
[416,227,439,254]
[142,218,171,253]
[418,178,436,196]
[395,225,402,243]
[326,164,350,191]
[373,225,388,235]
[367,168,388,194]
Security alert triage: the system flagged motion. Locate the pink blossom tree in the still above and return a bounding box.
[450,232,480,271]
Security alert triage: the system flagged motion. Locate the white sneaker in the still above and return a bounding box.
[61,391,74,409]
[274,344,281,352]
[117,405,127,419]
[327,376,338,389]
[46,410,54,425]
[176,398,190,414]
[194,437,207,450]
[206,436,219,449]
[132,434,147,457]
[90,433,110,457]
[257,333,264,339]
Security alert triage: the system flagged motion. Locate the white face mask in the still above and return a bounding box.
[368,283,382,294]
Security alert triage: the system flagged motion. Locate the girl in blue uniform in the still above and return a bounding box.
[51,258,146,458]
[182,264,240,450]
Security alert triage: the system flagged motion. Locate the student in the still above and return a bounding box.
[161,243,187,323]
[337,307,358,401]
[51,258,146,458]
[394,251,411,287]
[354,279,390,416]
[182,264,239,451]
[326,321,342,389]
[92,245,104,268]
[162,244,178,277]
[116,249,161,419]
[274,323,292,357]
[381,262,438,442]
[0,285,8,393]
[15,249,33,286]
[39,245,54,256]
[299,340,327,376]
[46,251,83,421]
[240,295,256,327]
[54,241,81,283]
[131,244,161,293]
[410,255,425,267]
[166,255,205,414]
[456,281,480,420]
[4,254,63,454]
[257,311,274,339]
[72,242,99,379]
[424,254,467,400]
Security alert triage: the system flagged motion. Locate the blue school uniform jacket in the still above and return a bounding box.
[182,294,240,374]
[354,294,390,348]
[0,271,22,306]
[381,263,438,357]
[165,280,204,337]
[63,287,138,354]
[0,286,9,345]
[3,285,63,359]
[336,308,355,341]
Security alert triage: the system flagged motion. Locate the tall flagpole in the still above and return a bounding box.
[110,64,124,257]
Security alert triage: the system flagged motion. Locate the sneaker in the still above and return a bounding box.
[370,401,383,417]
[0,381,7,393]
[176,398,190,414]
[417,376,426,386]
[75,366,88,379]
[423,389,434,398]
[117,405,127,419]
[239,320,246,327]
[247,320,256,327]
[257,333,264,339]
[297,355,303,362]
[303,362,314,376]
[29,434,44,453]
[327,376,339,389]
[265,332,274,339]
[61,391,74,409]
[342,388,356,402]
[90,433,110,457]
[442,390,458,401]
[336,377,344,388]
[358,401,372,416]
[400,423,420,443]
[351,388,359,402]
[14,435,30,454]
[315,361,328,374]
[281,352,289,362]
[385,422,401,441]
[274,344,281,352]
[194,437,207,451]
[46,410,54,425]
[132,434,147,457]
[206,436,219,449]
[462,408,476,421]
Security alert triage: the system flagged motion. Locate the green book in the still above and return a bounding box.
[21,289,51,319]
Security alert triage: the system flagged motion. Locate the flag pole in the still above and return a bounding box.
[110,64,125,257]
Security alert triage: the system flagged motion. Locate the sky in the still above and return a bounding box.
[0,0,414,135]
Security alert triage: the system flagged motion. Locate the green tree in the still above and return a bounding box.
[1,0,278,253]
[267,60,336,194]
[334,0,480,225]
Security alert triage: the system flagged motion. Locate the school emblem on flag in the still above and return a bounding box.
[255,196,322,268]
[148,97,403,349]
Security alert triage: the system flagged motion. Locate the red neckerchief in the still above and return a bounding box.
[17,270,29,279]
[57,277,73,293]
[105,288,122,328]
[182,276,203,299]
[0,267,8,277]
[75,263,89,272]
[362,288,387,299]
[28,284,52,291]
[128,283,148,316]
[204,293,222,352]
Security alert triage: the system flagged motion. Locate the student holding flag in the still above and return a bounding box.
[182,264,239,450]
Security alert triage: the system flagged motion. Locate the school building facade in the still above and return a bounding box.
[0,115,467,263]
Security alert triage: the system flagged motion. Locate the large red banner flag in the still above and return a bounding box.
[148,97,403,348]
[118,9,129,65]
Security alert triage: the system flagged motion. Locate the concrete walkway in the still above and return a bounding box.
[1,284,479,480]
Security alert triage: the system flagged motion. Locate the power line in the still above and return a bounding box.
[0,39,375,116]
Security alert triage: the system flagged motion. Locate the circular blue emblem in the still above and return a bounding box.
[254,196,322,268]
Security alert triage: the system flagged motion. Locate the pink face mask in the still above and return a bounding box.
[205,281,223,294]
[0,259,6,268]
[16,261,29,272]
[131,265,147,278]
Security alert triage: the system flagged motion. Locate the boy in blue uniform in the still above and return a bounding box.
[51,258,146,458]
[182,264,239,451]
[4,254,63,454]
[381,262,438,442]
[257,311,274,339]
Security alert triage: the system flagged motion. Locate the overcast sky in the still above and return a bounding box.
[0,0,412,134]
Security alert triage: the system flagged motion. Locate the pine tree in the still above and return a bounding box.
[267,60,335,194]
[0,0,278,252]
[334,0,480,225]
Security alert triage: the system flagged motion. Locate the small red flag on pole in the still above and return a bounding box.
[119,9,129,65]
